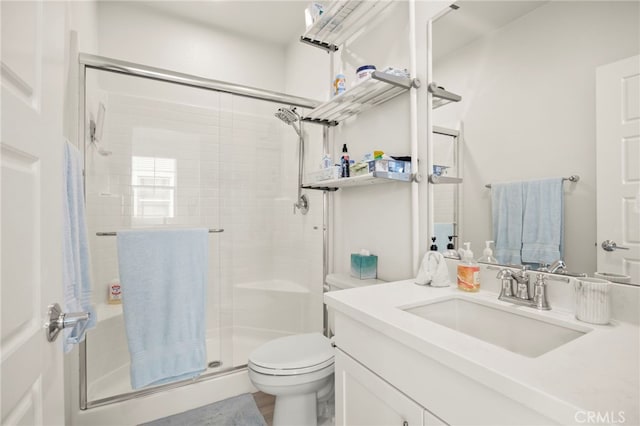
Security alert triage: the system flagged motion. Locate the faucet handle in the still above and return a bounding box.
[533,274,551,310]
[537,262,550,272]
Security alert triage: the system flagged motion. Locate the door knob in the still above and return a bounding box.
[44,303,90,342]
[601,240,630,252]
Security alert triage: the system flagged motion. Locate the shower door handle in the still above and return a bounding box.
[210,229,224,233]
[44,303,91,342]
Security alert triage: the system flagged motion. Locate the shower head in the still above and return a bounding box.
[275,107,299,125]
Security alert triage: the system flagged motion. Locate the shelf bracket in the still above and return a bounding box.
[300,117,340,127]
[302,185,340,192]
[428,174,463,184]
[371,71,413,90]
[427,83,462,103]
[300,36,339,53]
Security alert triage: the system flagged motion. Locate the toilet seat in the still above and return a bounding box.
[248,333,334,376]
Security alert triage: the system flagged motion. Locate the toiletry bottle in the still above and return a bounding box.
[430,236,438,251]
[108,278,122,304]
[457,242,480,292]
[334,73,346,96]
[478,240,498,264]
[340,143,350,178]
[444,235,460,259]
[321,153,332,169]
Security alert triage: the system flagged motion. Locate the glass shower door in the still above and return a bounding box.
[83,68,225,402]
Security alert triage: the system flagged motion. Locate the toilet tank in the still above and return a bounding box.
[325,273,385,292]
[325,273,385,335]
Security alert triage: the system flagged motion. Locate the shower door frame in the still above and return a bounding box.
[77,53,325,410]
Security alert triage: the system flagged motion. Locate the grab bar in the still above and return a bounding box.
[96,229,224,236]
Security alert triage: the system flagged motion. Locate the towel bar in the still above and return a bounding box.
[485,175,579,189]
[96,229,224,236]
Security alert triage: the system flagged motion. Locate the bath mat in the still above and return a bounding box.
[140,393,267,426]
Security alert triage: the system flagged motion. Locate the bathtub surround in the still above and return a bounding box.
[117,228,208,389]
[140,393,266,426]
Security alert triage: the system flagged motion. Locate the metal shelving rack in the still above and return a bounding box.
[300,0,395,53]
[303,171,412,191]
[301,71,419,126]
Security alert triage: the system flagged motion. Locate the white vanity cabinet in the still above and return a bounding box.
[330,305,561,426]
[335,349,445,426]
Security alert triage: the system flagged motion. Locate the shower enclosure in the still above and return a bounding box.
[79,54,324,408]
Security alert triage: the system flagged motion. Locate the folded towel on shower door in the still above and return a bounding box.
[117,228,208,389]
[62,140,96,353]
[521,178,564,264]
[492,181,524,265]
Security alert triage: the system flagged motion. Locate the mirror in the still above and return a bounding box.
[431,1,640,284]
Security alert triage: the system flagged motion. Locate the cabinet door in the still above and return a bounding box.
[335,349,428,426]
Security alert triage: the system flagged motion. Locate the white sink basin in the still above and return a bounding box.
[402,297,589,357]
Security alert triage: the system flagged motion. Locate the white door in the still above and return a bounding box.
[1,1,66,424]
[596,55,640,284]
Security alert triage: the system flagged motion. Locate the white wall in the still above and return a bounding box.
[433,1,640,274]
[96,1,285,92]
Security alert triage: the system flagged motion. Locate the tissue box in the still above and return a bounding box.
[350,254,378,279]
[366,159,411,174]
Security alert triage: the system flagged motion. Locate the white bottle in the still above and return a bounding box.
[478,240,498,264]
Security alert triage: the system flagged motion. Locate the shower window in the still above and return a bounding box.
[131,156,176,222]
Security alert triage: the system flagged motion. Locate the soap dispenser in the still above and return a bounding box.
[457,242,480,292]
[430,236,438,251]
[478,240,498,264]
[444,235,460,259]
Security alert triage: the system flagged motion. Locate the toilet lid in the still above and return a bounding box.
[248,333,334,375]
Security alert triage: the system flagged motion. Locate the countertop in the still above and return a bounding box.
[325,281,639,425]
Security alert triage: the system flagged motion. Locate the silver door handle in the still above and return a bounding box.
[601,240,630,252]
[44,303,90,342]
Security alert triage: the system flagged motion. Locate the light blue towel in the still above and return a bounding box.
[62,140,96,353]
[117,228,208,389]
[492,181,524,265]
[522,178,564,264]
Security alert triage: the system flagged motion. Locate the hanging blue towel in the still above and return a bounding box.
[117,228,208,389]
[62,140,96,353]
[522,178,564,264]
[491,181,524,265]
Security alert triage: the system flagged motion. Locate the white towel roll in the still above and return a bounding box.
[415,252,451,287]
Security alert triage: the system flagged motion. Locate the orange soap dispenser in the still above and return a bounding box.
[457,242,480,292]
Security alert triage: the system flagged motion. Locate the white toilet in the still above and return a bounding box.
[248,332,334,426]
[248,274,384,426]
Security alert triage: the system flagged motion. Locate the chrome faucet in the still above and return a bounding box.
[538,259,567,274]
[497,267,551,310]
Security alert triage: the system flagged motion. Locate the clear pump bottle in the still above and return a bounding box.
[457,242,480,292]
[477,240,498,264]
[444,235,460,259]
